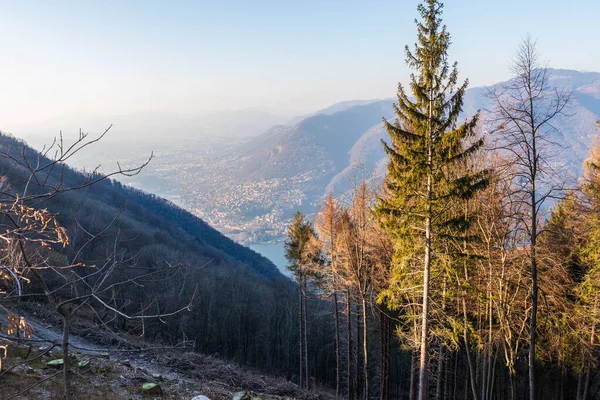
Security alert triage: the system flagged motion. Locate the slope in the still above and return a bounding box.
[1,131,342,387]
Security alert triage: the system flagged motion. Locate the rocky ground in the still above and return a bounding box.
[0,306,337,400]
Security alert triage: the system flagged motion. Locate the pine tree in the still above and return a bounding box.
[375,1,487,399]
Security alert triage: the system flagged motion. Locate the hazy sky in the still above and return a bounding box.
[1,0,598,129]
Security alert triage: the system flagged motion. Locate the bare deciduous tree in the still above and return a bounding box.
[487,36,571,400]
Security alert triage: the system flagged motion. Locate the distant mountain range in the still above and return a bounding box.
[12,69,600,244]
[147,68,597,242]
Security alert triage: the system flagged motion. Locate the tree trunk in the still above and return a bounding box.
[347,290,355,400]
[379,309,390,400]
[463,300,480,400]
[362,297,369,400]
[418,207,432,400]
[333,283,341,397]
[62,313,71,400]
[583,368,591,400]
[356,301,363,398]
[410,352,418,400]
[529,198,538,400]
[299,279,304,388]
[583,318,596,400]
[418,97,433,399]
[303,278,309,388]
[559,368,565,400]
[443,355,449,400]
[435,346,444,400]
[453,352,458,400]
[509,371,516,400]
[486,350,497,400]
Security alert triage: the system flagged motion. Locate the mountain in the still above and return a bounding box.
[121,101,397,242]
[232,101,395,182]
[11,69,599,244]
[0,132,345,383]
[180,69,600,241]
[0,132,285,280]
[286,99,389,126]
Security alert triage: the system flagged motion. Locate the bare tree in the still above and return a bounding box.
[0,128,193,399]
[315,194,342,396]
[487,36,571,400]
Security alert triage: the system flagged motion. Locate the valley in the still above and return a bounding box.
[3,1,600,398]
[101,70,600,246]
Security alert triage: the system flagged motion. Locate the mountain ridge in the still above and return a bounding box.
[21,69,599,244]
[195,68,600,241]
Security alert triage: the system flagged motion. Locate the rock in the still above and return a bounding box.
[233,392,250,400]
[191,396,211,400]
[77,360,90,368]
[141,382,162,396]
[46,359,64,368]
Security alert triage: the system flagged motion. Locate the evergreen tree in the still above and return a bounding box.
[375,1,487,399]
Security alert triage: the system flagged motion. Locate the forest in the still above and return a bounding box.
[1,0,599,399]
[282,1,600,400]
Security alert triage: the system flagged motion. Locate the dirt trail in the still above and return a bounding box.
[0,306,107,354]
[0,307,336,399]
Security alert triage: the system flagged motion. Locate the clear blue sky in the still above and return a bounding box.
[0,0,598,128]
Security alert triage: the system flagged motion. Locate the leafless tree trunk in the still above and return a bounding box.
[356,301,362,398]
[435,346,444,400]
[347,290,355,400]
[299,282,304,389]
[303,277,309,388]
[409,352,418,400]
[61,311,71,400]
[488,36,570,400]
[362,297,369,400]
[333,286,341,396]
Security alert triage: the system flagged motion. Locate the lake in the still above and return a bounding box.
[248,242,291,277]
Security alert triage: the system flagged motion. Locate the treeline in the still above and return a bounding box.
[282,1,600,400]
[286,135,600,399]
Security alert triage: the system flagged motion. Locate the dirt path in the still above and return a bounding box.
[0,307,336,399]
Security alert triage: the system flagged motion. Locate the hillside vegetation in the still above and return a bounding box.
[0,131,338,398]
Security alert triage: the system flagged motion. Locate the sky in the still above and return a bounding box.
[0,0,598,132]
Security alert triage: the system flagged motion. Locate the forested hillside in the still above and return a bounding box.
[0,131,342,398]
[2,1,600,399]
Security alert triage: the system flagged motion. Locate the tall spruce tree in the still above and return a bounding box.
[375,1,487,399]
